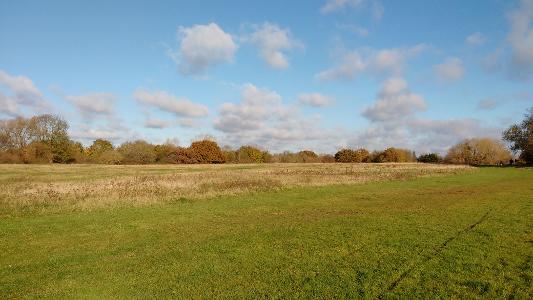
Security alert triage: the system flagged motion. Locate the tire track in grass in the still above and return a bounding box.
[377,210,491,299]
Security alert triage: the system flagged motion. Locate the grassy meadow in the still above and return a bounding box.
[0,164,532,298]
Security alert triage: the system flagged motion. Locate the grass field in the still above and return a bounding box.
[0,164,532,298]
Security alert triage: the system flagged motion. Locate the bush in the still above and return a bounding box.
[335,149,357,163]
[236,146,267,163]
[189,140,225,164]
[372,148,416,163]
[319,154,336,163]
[445,138,512,165]
[298,150,319,163]
[118,140,156,164]
[417,153,442,163]
[22,141,53,163]
[154,144,178,164]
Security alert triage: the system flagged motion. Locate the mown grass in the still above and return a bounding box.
[0,166,532,298]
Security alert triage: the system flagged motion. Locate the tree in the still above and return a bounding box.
[189,140,225,164]
[335,149,357,163]
[118,140,156,164]
[445,138,512,165]
[503,107,533,164]
[87,139,114,157]
[417,153,442,163]
[354,148,370,162]
[154,143,177,163]
[298,150,319,163]
[372,148,415,163]
[236,146,267,163]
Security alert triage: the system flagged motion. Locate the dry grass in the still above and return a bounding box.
[0,163,472,215]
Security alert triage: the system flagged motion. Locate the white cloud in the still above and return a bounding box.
[214,84,340,152]
[348,77,500,154]
[507,0,533,80]
[0,70,50,116]
[134,89,208,118]
[248,23,302,69]
[144,118,172,129]
[321,0,364,13]
[170,23,237,75]
[66,93,116,117]
[298,93,334,107]
[466,32,486,45]
[316,44,428,81]
[362,77,426,123]
[434,57,465,82]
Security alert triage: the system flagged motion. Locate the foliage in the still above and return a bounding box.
[154,144,178,164]
[335,149,357,163]
[335,148,371,163]
[118,140,156,164]
[372,148,416,163]
[417,153,442,163]
[503,107,533,164]
[189,140,225,164]
[445,138,512,165]
[236,146,268,163]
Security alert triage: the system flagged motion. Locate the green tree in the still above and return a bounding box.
[503,107,533,164]
[417,153,442,163]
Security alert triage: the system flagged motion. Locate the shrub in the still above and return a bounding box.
[298,150,319,163]
[372,148,416,163]
[189,140,225,164]
[417,153,442,163]
[118,140,156,164]
[445,138,512,165]
[99,150,123,165]
[154,144,178,164]
[335,149,357,163]
[319,154,335,163]
[236,146,267,163]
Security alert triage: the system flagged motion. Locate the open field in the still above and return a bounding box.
[0,163,470,215]
[0,164,532,298]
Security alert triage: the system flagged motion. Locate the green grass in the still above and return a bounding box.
[1,167,532,298]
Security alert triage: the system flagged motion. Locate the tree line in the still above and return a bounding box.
[1,107,532,165]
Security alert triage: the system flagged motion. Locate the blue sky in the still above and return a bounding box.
[1,0,532,153]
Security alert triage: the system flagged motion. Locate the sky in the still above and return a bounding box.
[1,0,532,154]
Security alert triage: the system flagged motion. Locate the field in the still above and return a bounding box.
[0,164,532,298]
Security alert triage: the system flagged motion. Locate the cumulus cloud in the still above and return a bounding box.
[466,32,486,45]
[248,23,302,69]
[66,93,117,117]
[434,57,465,82]
[316,44,429,81]
[144,118,172,129]
[0,70,50,117]
[507,0,533,80]
[362,77,426,122]
[214,84,340,152]
[134,89,208,118]
[298,93,334,107]
[348,77,500,154]
[170,23,237,75]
